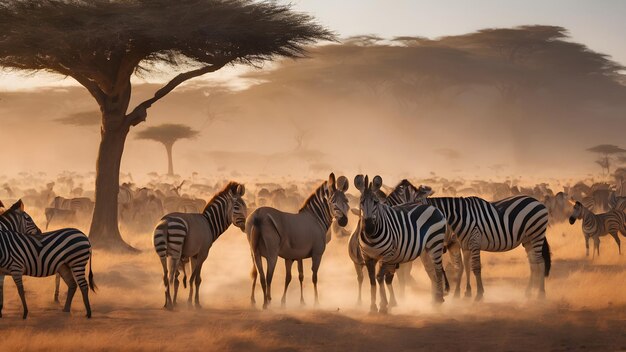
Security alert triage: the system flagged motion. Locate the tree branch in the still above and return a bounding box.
[125,59,231,127]
[52,63,106,106]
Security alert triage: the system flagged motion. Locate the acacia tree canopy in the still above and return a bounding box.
[135,124,200,145]
[0,0,334,124]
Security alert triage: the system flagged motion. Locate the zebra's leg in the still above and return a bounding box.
[447,240,463,298]
[11,273,28,319]
[160,256,173,310]
[420,253,438,301]
[593,236,600,258]
[431,247,445,304]
[250,262,258,306]
[281,259,294,308]
[523,239,546,298]
[67,262,91,318]
[376,263,389,314]
[193,256,208,309]
[297,259,305,306]
[365,258,378,313]
[462,247,472,298]
[187,256,199,308]
[54,273,61,303]
[609,231,621,255]
[354,262,364,305]
[585,234,590,257]
[251,250,269,309]
[384,269,397,308]
[173,268,180,306]
[0,274,4,317]
[311,255,322,307]
[58,264,78,313]
[396,264,407,300]
[468,229,484,301]
[265,254,278,306]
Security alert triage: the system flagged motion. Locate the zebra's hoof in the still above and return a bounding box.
[389,300,398,308]
[194,304,202,310]
[63,308,71,313]
[86,313,92,319]
[474,294,484,302]
[369,305,378,314]
[464,291,472,299]
[378,306,388,314]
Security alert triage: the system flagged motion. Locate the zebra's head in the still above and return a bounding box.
[568,200,583,225]
[355,174,383,235]
[229,184,247,231]
[1,199,42,235]
[326,173,350,227]
[389,179,433,205]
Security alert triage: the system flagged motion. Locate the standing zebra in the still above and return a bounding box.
[355,175,447,313]
[392,181,551,300]
[0,227,96,318]
[0,200,95,318]
[569,201,625,257]
[153,182,247,310]
[246,173,350,309]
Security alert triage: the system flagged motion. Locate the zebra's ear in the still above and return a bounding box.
[236,184,245,197]
[0,200,4,208]
[336,176,349,192]
[372,176,382,191]
[354,175,365,192]
[10,199,24,212]
[350,208,360,215]
[418,185,434,198]
[328,173,337,191]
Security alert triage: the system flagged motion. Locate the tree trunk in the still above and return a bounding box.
[88,113,136,252]
[165,142,174,176]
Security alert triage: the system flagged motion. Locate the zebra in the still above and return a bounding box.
[153,182,247,310]
[0,199,41,236]
[391,181,551,300]
[246,173,350,309]
[354,175,447,313]
[0,227,96,319]
[569,201,625,257]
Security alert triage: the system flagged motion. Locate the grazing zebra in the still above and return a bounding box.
[355,175,447,313]
[392,181,551,300]
[569,201,625,257]
[0,227,96,319]
[247,173,350,309]
[153,182,247,310]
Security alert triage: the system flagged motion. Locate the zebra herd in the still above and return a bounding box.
[0,171,623,319]
[152,173,554,313]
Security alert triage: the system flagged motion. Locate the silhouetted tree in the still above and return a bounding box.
[136,124,199,176]
[587,144,626,175]
[55,111,101,126]
[0,0,333,250]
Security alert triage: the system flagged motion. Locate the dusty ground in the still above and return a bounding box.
[1,221,625,351]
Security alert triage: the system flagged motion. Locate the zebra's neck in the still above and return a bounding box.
[581,207,598,232]
[0,213,17,231]
[202,194,232,240]
[301,185,332,231]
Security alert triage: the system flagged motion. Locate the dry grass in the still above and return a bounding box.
[0,213,625,351]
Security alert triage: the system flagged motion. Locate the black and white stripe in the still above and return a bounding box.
[0,200,41,236]
[569,201,624,257]
[355,175,447,313]
[153,182,247,308]
[388,180,550,300]
[0,227,95,318]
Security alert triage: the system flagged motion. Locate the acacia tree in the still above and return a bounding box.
[587,144,626,175]
[0,0,333,250]
[136,124,199,176]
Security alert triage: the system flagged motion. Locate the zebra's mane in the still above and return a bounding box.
[202,181,241,213]
[299,181,328,212]
[387,179,419,201]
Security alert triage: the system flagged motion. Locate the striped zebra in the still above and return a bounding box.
[0,200,95,316]
[0,227,96,319]
[569,201,625,257]
[153,182,247,310]
[389,180,551,300]
[0,200,41,236]
[246,173,350,309]
[355,175,447,313]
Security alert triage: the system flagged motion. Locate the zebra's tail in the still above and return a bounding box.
[542,237,551,277]
[88,250,97,292]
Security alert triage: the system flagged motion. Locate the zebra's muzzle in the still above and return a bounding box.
[337,216,348,227]
[568,216,576,225]
[363,218,375,234]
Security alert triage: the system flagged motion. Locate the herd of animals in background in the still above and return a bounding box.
[1,171,626,318]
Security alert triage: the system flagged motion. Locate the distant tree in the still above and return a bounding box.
[136,124,199,176]
[0,0,332,250]
[587,144,626,175]
[55,111,101,127]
